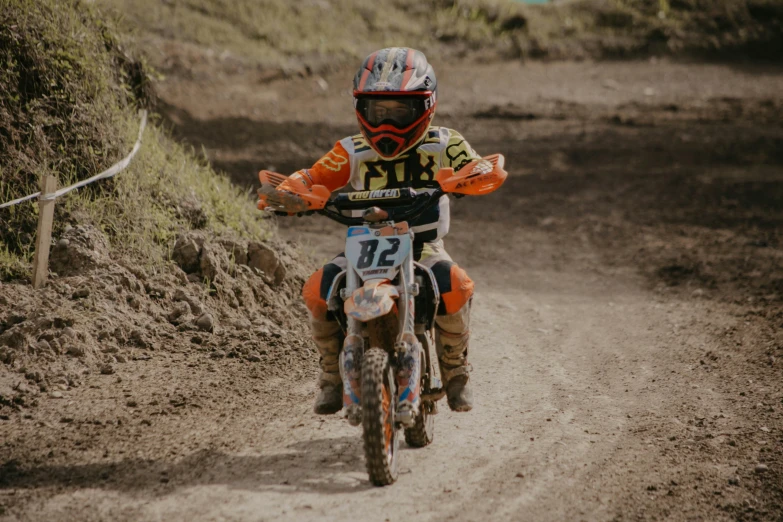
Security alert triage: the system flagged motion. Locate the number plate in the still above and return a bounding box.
[345,226,411,279]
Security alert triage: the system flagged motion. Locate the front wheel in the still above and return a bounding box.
[361,347,399,486]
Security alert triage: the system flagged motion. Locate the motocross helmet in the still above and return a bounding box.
[353,47,437,159]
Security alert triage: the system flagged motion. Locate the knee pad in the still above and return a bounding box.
[302,262,343,320]
[431,261,474,315]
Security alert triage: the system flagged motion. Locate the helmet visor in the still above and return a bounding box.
[356,96,427,128]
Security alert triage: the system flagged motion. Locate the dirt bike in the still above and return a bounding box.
[257,155,505,486]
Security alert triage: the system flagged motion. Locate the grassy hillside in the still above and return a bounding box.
[0,0,272,281]
[2,0,778,278]
[97,0,782,78]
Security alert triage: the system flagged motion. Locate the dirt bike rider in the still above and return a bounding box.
[270,47,504,415]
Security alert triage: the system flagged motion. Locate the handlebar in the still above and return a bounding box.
[302,187,444,227]
[261,156,506,224]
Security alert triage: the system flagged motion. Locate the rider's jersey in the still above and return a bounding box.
[288,126,482,243]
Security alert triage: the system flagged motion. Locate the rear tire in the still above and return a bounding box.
[404,400,435,447]
[406,332,436,447]
[361,347,399,486]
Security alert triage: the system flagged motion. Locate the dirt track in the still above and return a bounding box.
[2,61,782,520]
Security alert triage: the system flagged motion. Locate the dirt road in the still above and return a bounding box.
[2,61,782,520]
[4,215,774,521]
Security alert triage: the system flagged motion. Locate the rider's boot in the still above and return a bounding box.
[310,317,344,415]
[435,302,473,412]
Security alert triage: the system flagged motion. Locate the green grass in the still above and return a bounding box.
[0,0,271,281]
[96,0,782,75]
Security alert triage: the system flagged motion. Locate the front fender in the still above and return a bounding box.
[344,279,399,322]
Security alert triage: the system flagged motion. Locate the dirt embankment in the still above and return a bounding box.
[1,0,314,465]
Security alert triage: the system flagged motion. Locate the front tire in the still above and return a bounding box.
[361,347,399,486]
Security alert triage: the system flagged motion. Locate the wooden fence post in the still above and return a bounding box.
[31,175,57,289]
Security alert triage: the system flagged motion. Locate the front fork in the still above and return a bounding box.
[339,265,364,426]
[338,244,421,427]
[394,252,421,427]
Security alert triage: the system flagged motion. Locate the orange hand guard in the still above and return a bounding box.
[436,154,507,196]
[257,170,331,214]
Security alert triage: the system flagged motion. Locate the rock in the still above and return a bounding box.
[247,353,262,362]
[199,244,228,281]
[174,290,204,315]
[100,364,115,375]
[128,296,142,311]
[173,268,188,285]
[49,391,64,399]
[0,330,28,350]
[273,263,287,286]
[0,348,15,364]
[728,476,740,486]
[61,327,78,339]
[755,464,769,474]
[50,224,110,276]
[195,313,215,333]
[144,282,168,299]
[65,345,85,357]
[210,350,226,359]
[167,302,191,324]
[126,400,138,407]
[130,329,150,348]
[219,239,248,266]
[760,426,770,432]
[172,233,205,273]
[72,287,90,299]
[248,242,280,278]
[32,340,53,355]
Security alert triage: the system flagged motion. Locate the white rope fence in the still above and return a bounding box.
[1,110,148,288]
[0,110,148,209]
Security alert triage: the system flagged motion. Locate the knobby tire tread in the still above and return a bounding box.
[404,401,434,447]
[362,347,398,486]
[406,333,435,447]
